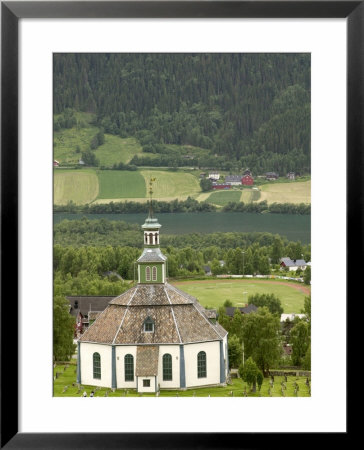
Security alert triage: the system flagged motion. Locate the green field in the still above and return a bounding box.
[54,169,99,205]
[53,362,310,397]
[171,279,310,313]
[260,180,311,204]
[206,190,242,206]
[97,170,146,199]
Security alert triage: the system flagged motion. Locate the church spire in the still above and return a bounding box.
[137,178,167,284]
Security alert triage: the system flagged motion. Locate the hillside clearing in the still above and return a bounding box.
[95,137,142,166]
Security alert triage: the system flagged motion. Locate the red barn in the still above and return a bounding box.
[212,183,230,190]
[241,175,254,185]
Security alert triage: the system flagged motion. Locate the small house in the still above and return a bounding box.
[208,171,220,180]
[212,183,230,190]
[280,313,306,323]
[287,172,296,180]
[225,304,258,317]
[225,175,242,186]
[280,258,308,271]
[53,160,60,167]
[203,265,212,276]
[265,172,279,180]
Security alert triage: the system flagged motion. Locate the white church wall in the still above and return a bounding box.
[80,342,112,388]
[158,345,180,389]
[137,376,157,393]
[184,340,221,388]
[115,346,137,389]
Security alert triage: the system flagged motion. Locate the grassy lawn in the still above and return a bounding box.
[259,180,311,205]
[95,136,142,166]
[241,189,261,203]
[54,169,99,205]
[205,190,242,206]
[97,170,146,199]
[53,363,310,397]
[171,279,310,313]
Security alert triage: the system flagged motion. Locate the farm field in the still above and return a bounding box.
[205,190,242,206]
[171,279,310,313]
[97,170,146,199]
[53,362,310,397]
[240,189,261,203]
[259,180,311,204]
[54,170,99,205]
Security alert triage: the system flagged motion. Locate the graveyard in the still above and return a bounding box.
[54,362,311,397]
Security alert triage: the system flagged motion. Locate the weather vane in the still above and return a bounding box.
[149,177,156,217]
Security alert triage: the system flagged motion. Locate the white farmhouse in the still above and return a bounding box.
[77,213,229,393]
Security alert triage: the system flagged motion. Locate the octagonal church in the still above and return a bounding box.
[77,212,229,393]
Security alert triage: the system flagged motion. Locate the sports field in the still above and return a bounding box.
[171,279,310,313]
[54,170,99,205]
[259,180,311,204]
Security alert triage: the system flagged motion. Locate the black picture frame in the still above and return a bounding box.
[1,1,358,448]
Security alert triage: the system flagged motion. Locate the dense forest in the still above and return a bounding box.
[54,53,310,175]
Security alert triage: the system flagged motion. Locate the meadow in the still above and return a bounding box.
[53,362,310,397]
[171,279,310,313]
[97,170,146,199]
[259,180,311,204]
[95,136,142,166]
[53,169,99,205]
[205,190,242,206]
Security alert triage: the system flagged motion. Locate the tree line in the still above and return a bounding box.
[53,198,310,214]
[54,53,310,175]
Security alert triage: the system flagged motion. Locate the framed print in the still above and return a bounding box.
[1,1,359,447]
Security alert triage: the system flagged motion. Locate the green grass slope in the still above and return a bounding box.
[54,169,99,205]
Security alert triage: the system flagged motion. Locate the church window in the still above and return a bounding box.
[152,266,157,281]
[163,354,172,381]
[93,352,101,379]
[197,351,207,378]
[145,266,151,281]
[148,233,153,245]
[124,354,134,381]
[143,379,150,387]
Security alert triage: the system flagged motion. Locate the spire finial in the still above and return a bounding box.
[148,177,156,217]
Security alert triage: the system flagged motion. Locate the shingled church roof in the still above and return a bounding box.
[79,282,227,345]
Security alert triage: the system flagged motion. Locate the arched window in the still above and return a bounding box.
[163,354,172,381]
[148,233,153,245]
[145,266,151,281]
[124,354,134,382]
[152,266,157,281]
[93,352,101,379]
[144,233,148,244]
[197,351,207,378]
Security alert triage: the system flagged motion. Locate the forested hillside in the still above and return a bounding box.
[54,53,310,175]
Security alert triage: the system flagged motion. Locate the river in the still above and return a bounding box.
[54,212,310,244]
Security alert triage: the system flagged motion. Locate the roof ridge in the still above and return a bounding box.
[112,286,139,344]
[191,303,224,340]
[163,286,182,344]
